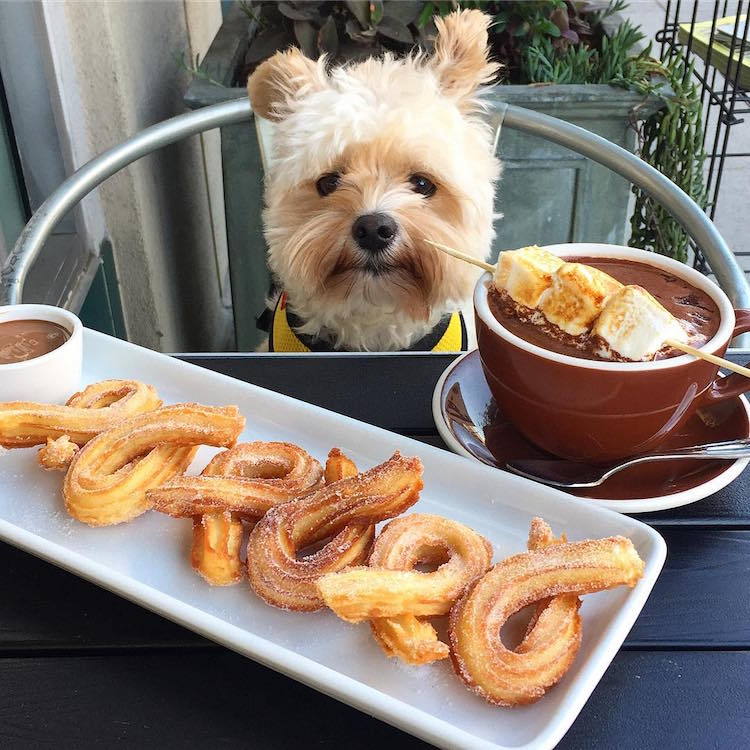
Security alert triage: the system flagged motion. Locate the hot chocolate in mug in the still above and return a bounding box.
[474,243,750,463]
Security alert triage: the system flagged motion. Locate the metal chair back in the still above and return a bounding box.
[2,99,747,334]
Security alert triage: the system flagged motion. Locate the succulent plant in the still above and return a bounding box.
[241,1,633,87]
[243,1,437,78]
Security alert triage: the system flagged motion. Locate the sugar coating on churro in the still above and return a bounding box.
[63,403,245,527]
[149,441,323,518]
[247,452,423,612]
[0,379,162,448]
[449,533,645,707]
[319,513,493,666]
[38,435,79,471]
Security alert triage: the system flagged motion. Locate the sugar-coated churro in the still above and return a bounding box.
[0,379,161,450]
[449,534,644,706]
[64,403,244,526]
[247,452,423,612]
[319,513,492,665]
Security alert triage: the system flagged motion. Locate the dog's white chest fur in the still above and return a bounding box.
[290,295,473,352]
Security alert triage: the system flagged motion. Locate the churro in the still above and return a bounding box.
[152,441,324,585]
[1,379,161,449]
[449,534,644,706]
[247,452,423,611]
[64,403,244,526]
[318,513,492,665]
[149,441,323,519]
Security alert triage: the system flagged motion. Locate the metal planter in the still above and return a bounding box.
[486,85,664,257]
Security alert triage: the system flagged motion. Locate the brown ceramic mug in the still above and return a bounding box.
[474,243,750,463]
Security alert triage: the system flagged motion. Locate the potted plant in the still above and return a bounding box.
[185,1,669,349]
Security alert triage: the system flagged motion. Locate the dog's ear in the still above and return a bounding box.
[430,10,499,104]
[247,48,326,121]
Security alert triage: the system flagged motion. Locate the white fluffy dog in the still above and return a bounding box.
[248,9,500,352]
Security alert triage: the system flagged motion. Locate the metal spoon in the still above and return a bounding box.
[505,439,750,489]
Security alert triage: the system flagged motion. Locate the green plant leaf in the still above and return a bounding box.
[629,50,706,262]
[246,27,292,63]
[317,15,339,56]
[238,1,265,27]
[537,19,562,37]
[377,15,414,44]
[344,0,370,29]
[278,2,318,22]
[382,1,422,25]
[369,0,384,25]
[416,15,437,49]
[416,2,435,29]
[294,20,318,58]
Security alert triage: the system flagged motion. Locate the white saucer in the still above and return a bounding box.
[432,351,750,514]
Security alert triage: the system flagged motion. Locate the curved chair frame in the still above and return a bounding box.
[2,98,747,310]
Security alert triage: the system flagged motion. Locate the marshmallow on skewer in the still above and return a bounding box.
[593,284,689,361]
[538,262,623,336]
[494,246,563,309]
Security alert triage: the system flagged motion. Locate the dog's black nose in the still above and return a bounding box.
[352,213,398,253]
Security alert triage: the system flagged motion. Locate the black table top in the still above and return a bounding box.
[2,352,749,749]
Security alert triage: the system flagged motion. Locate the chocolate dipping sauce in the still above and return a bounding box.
[0,319,71,365]
[487,257,721,362]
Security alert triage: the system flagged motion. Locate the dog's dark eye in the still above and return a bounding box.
[409,174,437,197]
[316,173,341,197]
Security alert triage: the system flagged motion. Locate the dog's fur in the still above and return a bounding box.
[248,10,501,351]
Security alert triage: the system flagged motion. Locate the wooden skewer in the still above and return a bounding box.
[424,240,496,273]
[665,340,750,378]
[426,238,749,379]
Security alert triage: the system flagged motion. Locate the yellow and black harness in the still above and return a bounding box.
[262,292,467,353]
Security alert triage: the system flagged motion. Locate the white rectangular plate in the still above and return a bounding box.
[0,330,666,750]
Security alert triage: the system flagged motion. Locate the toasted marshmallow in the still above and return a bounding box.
[494,246,564,309]
[593,285,688,361]
[539,262,622,336]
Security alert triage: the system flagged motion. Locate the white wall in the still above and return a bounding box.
[40,0,230,351]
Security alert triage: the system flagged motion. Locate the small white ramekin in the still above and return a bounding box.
[0,304,83,403]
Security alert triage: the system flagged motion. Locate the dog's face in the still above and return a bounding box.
[248,10,501,342]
